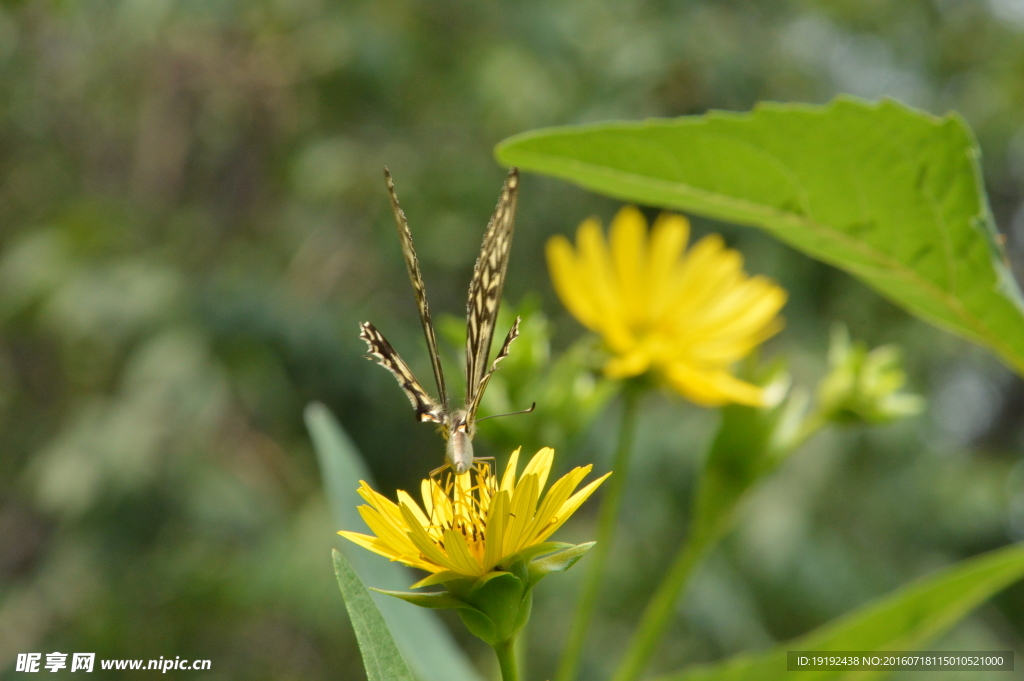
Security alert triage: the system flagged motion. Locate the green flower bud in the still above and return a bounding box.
[817,325,924,424]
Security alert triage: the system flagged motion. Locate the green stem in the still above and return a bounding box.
[494,639,519,681]
[788,408,828,454]
[555,383,642,681]
[609,522,720,681]
[610,403,832,681]
[515,624,526,680]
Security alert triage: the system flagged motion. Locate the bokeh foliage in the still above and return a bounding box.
[2,1,1024,680]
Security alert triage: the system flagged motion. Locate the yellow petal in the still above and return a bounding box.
[483,490,510,571]
[648,213,690,318]
[504,473,539,555]
[539,471,612,542]
[338,531,401,560]
[609,206,648,323]
[420,479,434,518]
[577,219,628,338]
[664,362,766,406]
[520,447,554,495]
[680,277,776,340]
[604,351,652,379]
[358,482,404,521]
[357,505,420,556]
[343,536,435,573]
[547,236,601,330]
[430,478,454,529]
[397,490,430,529]
[400,503,461,572]
[669,236,743,321]
[443,528,483,576]
[500,447,521,494]
[523,465,591,542]
[698,282,787,344]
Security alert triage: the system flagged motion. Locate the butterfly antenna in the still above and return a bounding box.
[473,402,536,423]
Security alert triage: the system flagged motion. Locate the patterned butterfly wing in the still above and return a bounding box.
[384,168,448,411]
[465,168,519,419]
[359,321,445,424]
[467,316,521,424]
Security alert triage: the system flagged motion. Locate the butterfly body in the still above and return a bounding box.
[445,410,474,475]
[360,167,523,476]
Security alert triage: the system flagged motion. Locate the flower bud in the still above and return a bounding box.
[817,325,924,424]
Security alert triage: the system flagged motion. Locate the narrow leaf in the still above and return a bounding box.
[333,549,416,681]
[652,541,1024,681]
[496,97,1024,376]
[306,403,484,681]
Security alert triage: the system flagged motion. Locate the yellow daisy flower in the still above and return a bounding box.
[546,206,787,407]
[339,447,609,587]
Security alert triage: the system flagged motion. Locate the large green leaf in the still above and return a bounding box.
[496,97,1024,376]
[306,403,484,681]
[332,549,416,681]
[651,541,1024,681]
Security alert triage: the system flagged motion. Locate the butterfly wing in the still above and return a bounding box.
[465,168,519,421]
[467,316,521,426]
[384,168,449,411]
[360,321,445,424]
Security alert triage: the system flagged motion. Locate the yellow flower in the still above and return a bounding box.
[339,447,609,587]
[546,206,787,407]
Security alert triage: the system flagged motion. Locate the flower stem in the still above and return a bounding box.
[494,639,519,681]
[790,408,828,452]
[555,382,642,681]
[610,402,833,681]
[609,522,717,681]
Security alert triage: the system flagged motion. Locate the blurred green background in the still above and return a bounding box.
[2,0,1024,679]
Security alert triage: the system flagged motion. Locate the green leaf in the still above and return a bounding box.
[496,97,1024,376]
[332,549,416,681]
[306,403,484,681]
[651,541,1024,681]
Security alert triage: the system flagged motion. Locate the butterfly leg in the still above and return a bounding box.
[472,456,496,476]
[428,464,456,500]
[471,457,497,493]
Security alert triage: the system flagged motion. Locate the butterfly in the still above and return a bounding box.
[359,167,531,475]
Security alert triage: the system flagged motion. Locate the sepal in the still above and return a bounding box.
[461,571,528,645]
[410,570,464,589]
[527,542,595,588]
[385,544,596,648]
[500,542,573,569]
[371,588,474,611]
[374,585,507,645]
